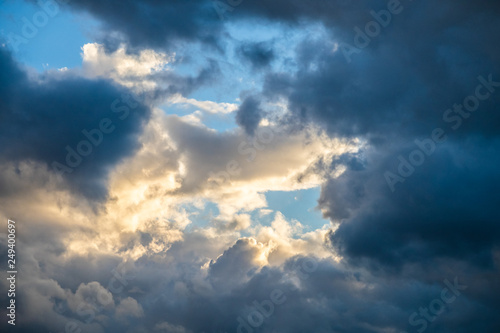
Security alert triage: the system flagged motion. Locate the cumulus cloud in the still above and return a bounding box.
[81,42,174,89]
[116,297,144,320]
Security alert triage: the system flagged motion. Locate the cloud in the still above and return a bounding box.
[154,321,192,333]
[0,48,151,201]
[237,41,275,70]
[224,0,500,279]
[261,2,500,141]
[208,238,265,290]
[235,95,263,135]
[323,140,500,269]
[81,42,174,89]
[67,281,115,314]
[82,106,360,234]
[54,0,224,50]
[167,93,238,114]
[55,0,374,51]
[79,42,220,100]
[3,227,497,333]
[116,297,144,320]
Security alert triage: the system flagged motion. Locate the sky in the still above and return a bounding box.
[0,0,499,332]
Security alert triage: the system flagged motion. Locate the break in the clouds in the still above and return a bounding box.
[1,0,500,332]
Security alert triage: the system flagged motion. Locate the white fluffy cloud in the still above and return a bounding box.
[81,43,173,89]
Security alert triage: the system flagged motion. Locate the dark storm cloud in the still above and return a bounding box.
[0,48,150,200]
[323,140,500,268]
[235,96,262,135]
[56,0,224,50]
[259,0,500,140]
[238,0,500,271]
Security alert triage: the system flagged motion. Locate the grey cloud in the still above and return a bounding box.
[235,96,262,136]
[324,140,500,269]
[237,41,275,70]
[0,48,151,201]
[3,232,499,333]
